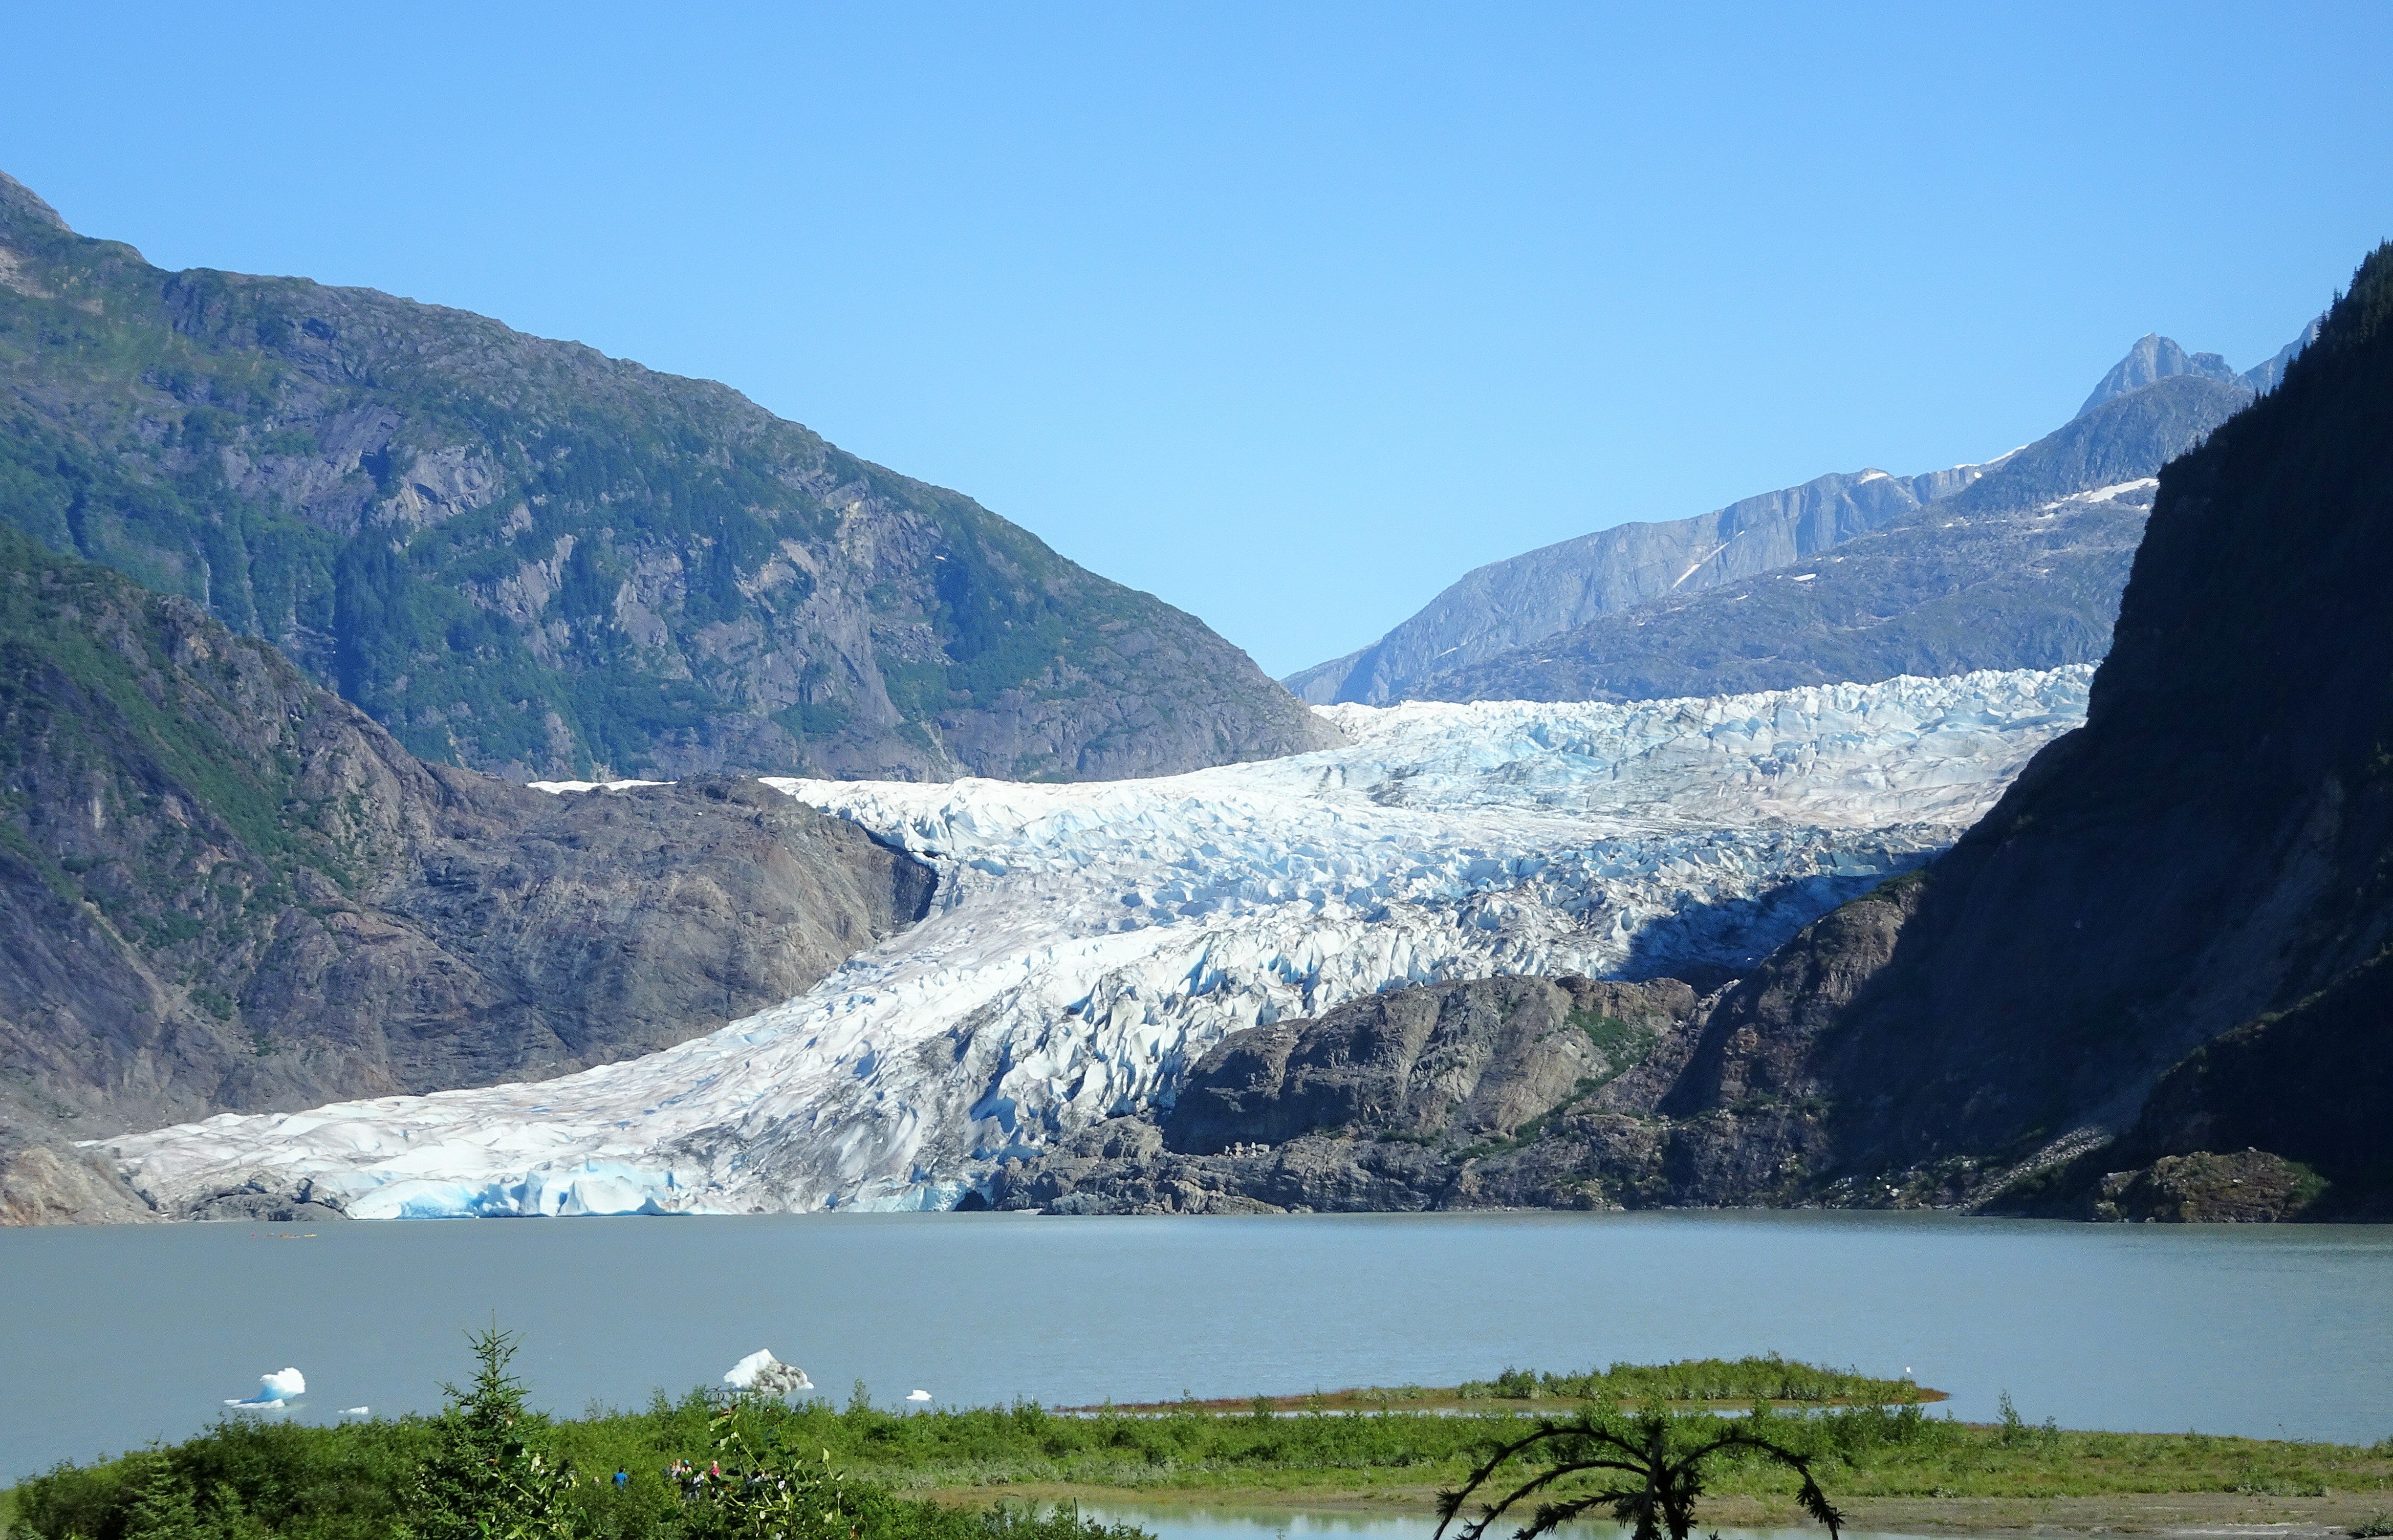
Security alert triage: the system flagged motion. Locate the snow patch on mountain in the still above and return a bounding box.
[100,669,2093,1220]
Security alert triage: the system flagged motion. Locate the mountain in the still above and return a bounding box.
[1284,462,1994,705]
[2073,333,2242,415]
[0,170,1332,783]
[1413,375,2250,704]
[0,532,935,1223]
[2076,328,2321,415]
[97,667,2092,1218]
[1705,244,2393,1218]
[1293,326,2312,708]
[950,255,2393,1222]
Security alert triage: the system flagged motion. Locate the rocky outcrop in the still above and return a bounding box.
[2075,333,2246,416]
[0,536,936,1218]
[984,975,1709,1214]
[2086,1151,2326,1223]
[0,1144,155,1226]
[0,169,1331,784]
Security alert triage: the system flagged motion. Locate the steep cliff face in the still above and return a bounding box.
[1662,244,2393,1215]
[0,534,935,1217]
[1416,376,2251,704]
[0,171,1331,783]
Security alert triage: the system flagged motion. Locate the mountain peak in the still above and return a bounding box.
[0,169,70,236]
[2076,334,2241,418]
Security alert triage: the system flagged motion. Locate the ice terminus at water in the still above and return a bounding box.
[101,669,2092,1220]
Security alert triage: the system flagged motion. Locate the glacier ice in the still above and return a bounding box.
[226,1368,305,1407]
[102,670,2091,1220]
[724,1350,813,1394]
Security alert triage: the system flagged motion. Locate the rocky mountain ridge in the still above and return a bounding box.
[1415,375,2247,703]
[0,169,1331,784]
[1292,327,2312,707]
[1284,461,1993,705]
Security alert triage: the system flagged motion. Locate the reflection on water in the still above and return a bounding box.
[3,1209,2390,1480]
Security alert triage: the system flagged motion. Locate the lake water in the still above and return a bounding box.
[5,1209,2390,1482]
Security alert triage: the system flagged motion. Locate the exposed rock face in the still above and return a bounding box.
[2087,1151,2326,1223]
[985,975,1708,1214]
[0,170,1330,784]
[0,536,935,1218]
[2075,333,2245,416]
[1163,976,1696,1154]
[0,1144,154,1226]
[1416,376,2251,704]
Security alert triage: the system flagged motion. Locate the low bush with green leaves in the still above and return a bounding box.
[1455,1355,1920,1407]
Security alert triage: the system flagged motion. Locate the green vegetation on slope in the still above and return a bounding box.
[0,179,1324,781]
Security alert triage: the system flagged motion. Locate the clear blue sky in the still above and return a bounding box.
[4,4,2387,677]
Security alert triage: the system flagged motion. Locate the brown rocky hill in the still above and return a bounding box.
[0,533,934,1222]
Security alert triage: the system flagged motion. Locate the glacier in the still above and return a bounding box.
[100,669,2091,1219]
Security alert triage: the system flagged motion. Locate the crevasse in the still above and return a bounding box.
[102,669,2091,1219]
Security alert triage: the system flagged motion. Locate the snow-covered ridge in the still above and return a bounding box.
[102,669,2093,1220]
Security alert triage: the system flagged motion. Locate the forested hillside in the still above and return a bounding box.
[0,170,1331,783]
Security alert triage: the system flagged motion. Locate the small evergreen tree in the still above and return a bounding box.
[118,1451,204,1540]
[404,1323,579,1540]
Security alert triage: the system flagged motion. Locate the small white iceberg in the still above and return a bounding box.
[723,1350,812,1396]
[225,1368,305,1407]
[906,1389,932,1403]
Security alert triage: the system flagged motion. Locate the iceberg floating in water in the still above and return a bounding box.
[724,1350,813,1395]
[102,671,2090,1219]
[226,1368,305,1407]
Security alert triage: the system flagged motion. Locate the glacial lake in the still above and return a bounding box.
[5,1209,2391,1482]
